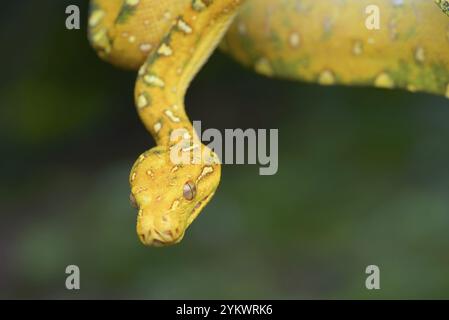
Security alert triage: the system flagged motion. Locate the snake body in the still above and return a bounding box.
[89,0,449,247]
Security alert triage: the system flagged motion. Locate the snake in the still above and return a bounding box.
[88,0,449,247]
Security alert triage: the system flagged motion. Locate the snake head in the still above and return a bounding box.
[129,145,221,247]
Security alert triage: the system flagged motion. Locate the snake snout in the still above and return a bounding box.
[137,212,186,247]
[138,226,185,247]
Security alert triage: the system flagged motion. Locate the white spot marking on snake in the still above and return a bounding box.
[171,200,180,210]
[318,70,335,85]
[89,10,105,28]
[289,32,301,48]
[158,43,173,56]
[138,63,148,76]
[197,166,214,182]
[139,43,153,53]
[146,170,154,177]
[137,94,149,109]
[374,72,395,88]
[192,0,207,11]
[414,46,425,63]
[154,122,162,133]
[177,19,193,34]
[254,58,273,76]
[352,40,364,56]
[164,110,181,123]
[163,11,172,21]
[92,28,110,53]
[126,0,140,5]
[128,35,136,43]
[144,75,165,87]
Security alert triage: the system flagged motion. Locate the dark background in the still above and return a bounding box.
[1,0,449,299]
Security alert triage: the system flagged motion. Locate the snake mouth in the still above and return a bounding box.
[138,227,184,247]
[139,194,214,247]
[139,236,171,247]
[193,195,210,212]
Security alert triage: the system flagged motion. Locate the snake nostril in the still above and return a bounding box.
[129,193,138,209]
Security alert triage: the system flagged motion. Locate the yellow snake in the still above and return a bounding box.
[89,0,449,247]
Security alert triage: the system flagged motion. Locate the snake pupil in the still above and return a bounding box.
[183,181,196,201]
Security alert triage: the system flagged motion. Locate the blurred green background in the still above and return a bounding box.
[1,0,449,299]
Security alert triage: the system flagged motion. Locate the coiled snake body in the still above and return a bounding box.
[89,0,449,247]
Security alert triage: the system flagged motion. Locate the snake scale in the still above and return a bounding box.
[89,0,449,247]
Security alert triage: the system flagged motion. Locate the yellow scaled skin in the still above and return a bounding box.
[89,0,449,247]
[90,0,244,247]
[224,0,449,95]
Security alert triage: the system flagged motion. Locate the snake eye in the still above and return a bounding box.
[130,193,138,208]
[183,181,196,201]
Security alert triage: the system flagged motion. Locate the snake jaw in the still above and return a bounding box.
[130,146,221,247]
[136,208,187,247]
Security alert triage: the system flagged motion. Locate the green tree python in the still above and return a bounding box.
[88,0,449,247]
